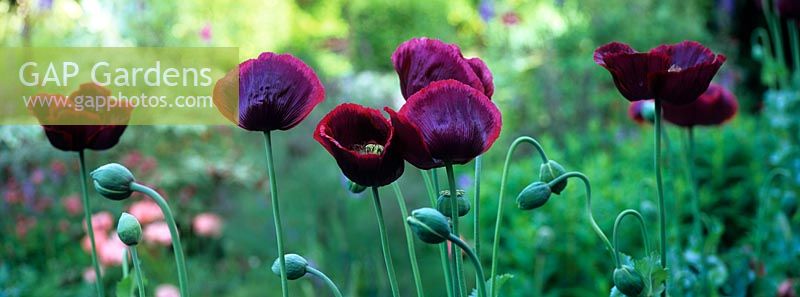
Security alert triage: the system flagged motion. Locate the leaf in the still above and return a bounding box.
[631,253,668,297]
[469,273,514,297]
[115,275,133,297]
[609,286,625,297]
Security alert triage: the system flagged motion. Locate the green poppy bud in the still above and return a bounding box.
[116,212,142,246]
[639,101,656,123]
[539,160,567,195]
[90,163,135,200]
[272,254,308,280]
[407,208,451,244]
[516,181,552,210]
[436,190,470,218]
[613,265,645,297]
[346,179,368,194]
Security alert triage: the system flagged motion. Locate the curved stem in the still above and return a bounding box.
[445,164,466,295]
[447,234,487,297]
[306,266,344,297]
[612,209,650,268]
[654,99,668,295]
[78,151,105,297]
[422,170,454,297]
[263,132,289,297]
[546,172,614,252]
[756,168,792,258]
[130,183,189,297]
[371,187,401,297]
[130,247,146,297]
[391,182,425,297]
[490,136,549,297]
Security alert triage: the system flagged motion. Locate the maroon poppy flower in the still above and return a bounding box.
[314,103,404,187]
[213,52,325,131]
[594,41,726,105]
[392,37,493,99]
[31,83,131,152]
[386,80,502,170]
[628,100,655,124]
[662,83,738,127]
[777,0,800,18]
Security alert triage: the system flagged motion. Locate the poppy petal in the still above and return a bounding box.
[392,38,487,99]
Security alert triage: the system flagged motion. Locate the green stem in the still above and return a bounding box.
[392,182,425,297]
[371,187,401,297]
[684,127,709,295]
[306,267,344,297]
[545,172,614,252]
[445,165,467,296]
[789,21,800,79]
[78,151,105,297]
[129,183,189,297]
[422,170,454,297]
[752,27,778,89]
[447,234,487,297]
[263,131,289,297]
[612,209,650,268]
[434,167,459,297]
[654,99,668,295]
[764,0,790,88]
[130,247,146,297]
[122,248,129,278]
[473,157,482,261]
[490,136,549,297]
[755,168,792,258]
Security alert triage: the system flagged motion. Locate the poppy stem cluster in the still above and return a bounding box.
[390,182,425,297]
[370,187,402,297]
[270,254,344,297]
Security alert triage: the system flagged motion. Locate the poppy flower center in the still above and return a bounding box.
[667,64,683,72]
[352,143,384,155]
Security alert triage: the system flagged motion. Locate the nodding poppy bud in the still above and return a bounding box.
[516,181,552,210]
[436,190,471,218]
[272,254,308,280]
[346,179,368,194]
[639,100,656,123]
[91,163,135,200]
[613,265,645,297]
[407,208,451,244]
[116,212,142,246]
[539,160,567,195]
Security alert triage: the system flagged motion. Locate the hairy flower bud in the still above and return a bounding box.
[613,265,645,297]
[346,179,368,194]
[91,163,135,200]
[436,190,470,217]
[116,212,142,246]
[272,254,308,280]
[516,181,552,210]
[407,208,451,244]
[539,160,567,194]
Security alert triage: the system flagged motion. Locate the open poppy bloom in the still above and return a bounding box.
[628,100,655,124]
[213,52,325,131]
[314,103,404,187]
[386,80,502,170]
[594,41,725,105]
[662,83,738,127]
[392,37,493,99]
[31,83,131,152]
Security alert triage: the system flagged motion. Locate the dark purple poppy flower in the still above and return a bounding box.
[594,41,726,105]
[213,52,325,131]
[386,80,502,170]
[777,0,800,18]
[392,38,493,99]
[662,83,738,127]
[314,103,404,187]
[628,100,655,125]
[31,83,131,152]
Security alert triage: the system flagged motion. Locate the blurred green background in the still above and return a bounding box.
[1,0,799,296]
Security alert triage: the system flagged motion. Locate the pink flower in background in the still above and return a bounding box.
[199,22,212,42]
[128,200,163,224]
[98,233,127,266]
[193,213,223,237]
[84,211,113,232]
[122,151,143,168]
[502,12,520,26]
[144,221,172,246]
[3,180,22,204]
[83,266,102,283]
[82,232,108,253]
[31,169,45,185]
[50,160,67,177]
[156,284,181,297]
[62,194,82,216]
[15,216,37,238]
